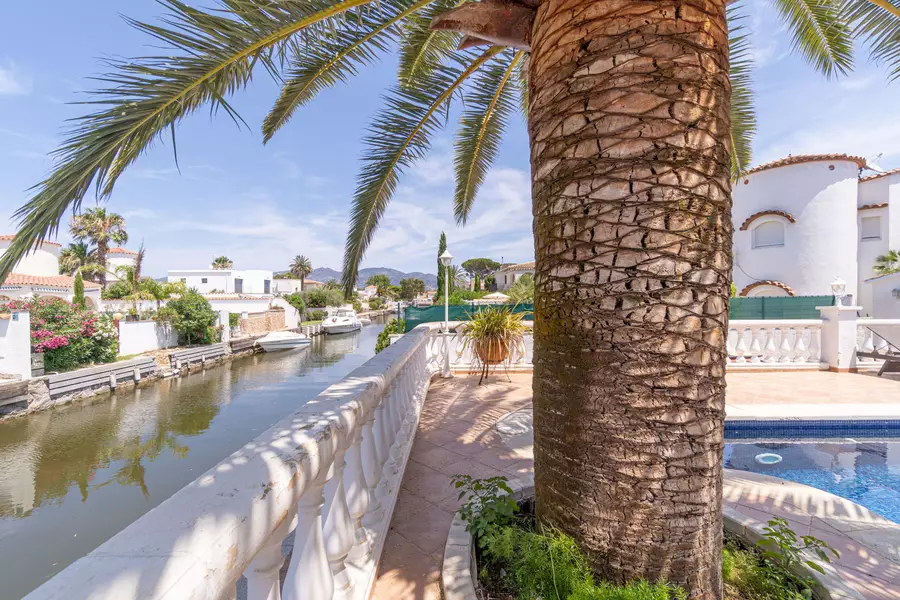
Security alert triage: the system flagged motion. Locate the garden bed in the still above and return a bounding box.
[443,474,863,600]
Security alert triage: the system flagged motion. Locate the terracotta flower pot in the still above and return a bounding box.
[475,339,509,365]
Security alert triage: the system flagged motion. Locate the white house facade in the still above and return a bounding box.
[105,247,139,282]
[0,235,102,308]
[492,262,535,291]
[167,268,274,295]
[732,154,900,316]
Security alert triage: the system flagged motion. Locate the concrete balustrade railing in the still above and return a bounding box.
[25,325,444,600]
[855,318,900,363]
[727,319,823,367]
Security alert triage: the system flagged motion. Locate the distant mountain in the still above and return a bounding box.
[308,267,437,289]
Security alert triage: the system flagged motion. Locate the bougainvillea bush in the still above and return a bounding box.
[1,296,118,372]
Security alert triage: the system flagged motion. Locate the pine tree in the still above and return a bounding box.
[436,232,447,297]
[73,270,86,309]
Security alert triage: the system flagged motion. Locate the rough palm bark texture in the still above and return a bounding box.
[528,1,732,599]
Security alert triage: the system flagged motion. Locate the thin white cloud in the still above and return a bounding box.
[129,164,221,181]
[838,75,877,91]
[0,60,32,95]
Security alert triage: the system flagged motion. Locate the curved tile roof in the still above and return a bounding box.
[500,261,535,272]
[743,154,867,177]
[2,273,102,289]
[860,167,900,182]
[0,234,62,247]
[739,210,796,231]
[859,202,889,211]
[107,247,138,255]
[739,280,795,297]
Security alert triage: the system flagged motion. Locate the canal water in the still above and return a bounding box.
[0,321,385,599]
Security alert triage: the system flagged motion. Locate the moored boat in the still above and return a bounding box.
[322,308,362,334]
[256,330,311,352]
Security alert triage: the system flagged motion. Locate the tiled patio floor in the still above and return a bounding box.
[372,371,900,600]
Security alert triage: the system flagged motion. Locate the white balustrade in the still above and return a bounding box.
[726,320,823,368]
[854,319,900,368]
[25,326,443,600]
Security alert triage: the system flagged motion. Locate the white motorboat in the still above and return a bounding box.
[323,308,362,335]
[257,330,311,352]
[358,317,372,326]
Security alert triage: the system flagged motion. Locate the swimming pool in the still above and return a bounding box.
[724,435,900,523]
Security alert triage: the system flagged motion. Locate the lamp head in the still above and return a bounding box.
[439,249,453,267]
[830,276,847,297]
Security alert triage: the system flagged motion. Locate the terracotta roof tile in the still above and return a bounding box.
[739,210,796,231]
[860,167,900,182]
[0,234,62,247]
[743,154,867,177]
[107,247,138,255]
[739,280,796,297]
[500,261,535,272]
[2,273,102,289]
[858,202,889,211]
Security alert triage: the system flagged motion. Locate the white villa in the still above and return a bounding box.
[731,153,900,317]
[105,247,139,282]
[492,261,535,291]
[272,278,325,294]
[0,235,102,308]
[167,267,274,295]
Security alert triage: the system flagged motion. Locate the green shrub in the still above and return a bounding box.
[101,280,130,300]
[228,312,240,327]
[352,298,363,312]
[73,271,86,308]
[285,292,305,313]
[375,318,405,353]
[303,288,344,308]
[305,309,327,322]
[155,306,177,322]
[1,297,117,372]
[166,290,218,345]
[369,297,385,310]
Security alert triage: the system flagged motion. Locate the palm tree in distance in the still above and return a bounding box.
[1,0,899,596]
[874,250,900,275]
[289,254,313,290]
[69,208,128,287]
[211,256,233,270]
[59,241,103,281]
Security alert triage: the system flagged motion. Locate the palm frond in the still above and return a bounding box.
[342,47,500,294]
[397,0,463,87]
[845,0,900,81]
[0,0,373,281]
[769,0,854,77]
[454,51,522,224]
[514,54,529,119]
[263,0,435,142]
[729,6,756,180]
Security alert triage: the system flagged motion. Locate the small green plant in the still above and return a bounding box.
[352,298,363,312]
[375,318,405,353]
[369,297,385,310]
[228,312,240,327]
[451,475,519,543]
[758,517,839,580]
[73,271,86,308]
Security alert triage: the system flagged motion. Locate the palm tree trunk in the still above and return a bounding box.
[97,241,108,288]
[529,1,731,598]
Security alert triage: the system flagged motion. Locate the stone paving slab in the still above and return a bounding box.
[372,372,900,600]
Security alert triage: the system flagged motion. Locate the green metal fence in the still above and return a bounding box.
[728,295,834,320]
[403,304,534,333]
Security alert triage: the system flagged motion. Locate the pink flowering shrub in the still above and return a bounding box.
[1,297,117,371]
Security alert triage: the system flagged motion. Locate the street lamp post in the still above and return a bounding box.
[439,249,454,378]
[830,276,847,306]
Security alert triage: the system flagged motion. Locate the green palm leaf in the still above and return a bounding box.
[770,0,854,77]
[263,0,435,142]
[729,6,757,179]
[342,47,500,294]
[0,0,373,281]
[397,0,463,87]
[454,51,523,224]
[845,0,900,81]
[514,54,529,119]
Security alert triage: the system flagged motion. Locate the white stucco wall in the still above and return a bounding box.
[856,206,889,315]
[106,254,136,282]
[0,286,101,310]
[0,240,60,277]
[868,273,900,319]
[118,320,179,355]
[0,311,32,379]
[167,269,273,294]
[492,269,535,291]
[273,279,304,295]
[270,297,300,329]
[733,160,860,299]
[206,298,272,315]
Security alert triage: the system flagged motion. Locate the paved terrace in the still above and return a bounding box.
[373,372,900,600]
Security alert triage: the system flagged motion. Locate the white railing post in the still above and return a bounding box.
[283,459,334,600]
[818,304,863,371]
[777,328,792,363]
[747,327,762,363]
[245,513,295,600]
[792,328,807,363]
[323,426,355,595]
[360,409,384,527]
[734,329,748,363]
[808,326,821,363]
[344,424,372,559]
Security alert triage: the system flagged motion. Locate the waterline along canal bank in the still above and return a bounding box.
[0,321,386,599]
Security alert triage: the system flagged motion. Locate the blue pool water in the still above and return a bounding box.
[724,433,900,523]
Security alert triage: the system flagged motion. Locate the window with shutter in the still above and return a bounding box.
[752,221,785,249]
[861,216,882,241]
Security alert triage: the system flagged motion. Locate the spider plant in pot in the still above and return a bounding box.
[460,306,529,371]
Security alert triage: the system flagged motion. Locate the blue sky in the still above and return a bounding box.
[1,1,899,277]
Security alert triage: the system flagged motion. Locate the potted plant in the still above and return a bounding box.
[460,306,529,382]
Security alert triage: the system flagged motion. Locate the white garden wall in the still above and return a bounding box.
[270,296,300,329]
[0,311,31,379]
[118,320,178,355]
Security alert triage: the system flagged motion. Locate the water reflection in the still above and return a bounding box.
[0,323,382,598]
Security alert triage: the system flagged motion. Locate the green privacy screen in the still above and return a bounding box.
[403,296,832,331]
[729,295,834,319]
[403,304,534,333]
